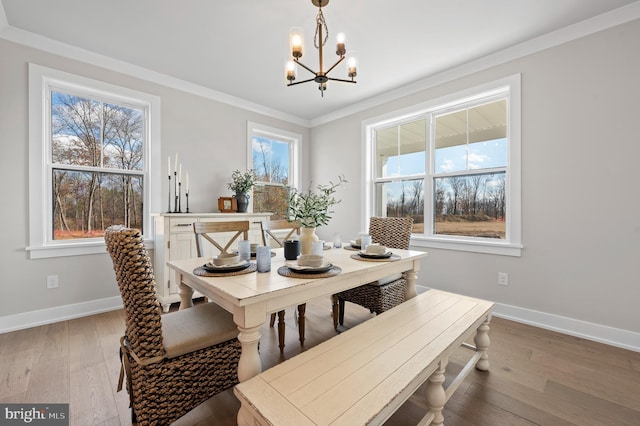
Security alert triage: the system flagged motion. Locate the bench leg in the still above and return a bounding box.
[425,359,447,426]
[277,310,286,353]
[474,318,491,371]
[298,304,306,346]
[332,295,339,330]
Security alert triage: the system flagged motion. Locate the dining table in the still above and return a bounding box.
[167,245,428,383]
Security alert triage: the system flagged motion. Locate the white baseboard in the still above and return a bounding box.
[492,302,640,353]
[0,296,123,334]
[2,290,639,354]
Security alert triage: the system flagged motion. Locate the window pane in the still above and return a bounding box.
[103,103,144,171]
[52,169,143,240]
[434,100,507,173]
[252,136,289,184]
[253,184,289,220]
[51,92,102,166]
[434,172,505,239]
[374,179,424,233]
[375,119,426,178]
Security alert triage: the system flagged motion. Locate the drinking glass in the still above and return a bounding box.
[238,240,251,262]
[256,246,271,273]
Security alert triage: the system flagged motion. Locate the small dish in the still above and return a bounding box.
[286,260,333,273]
[212,253,241,266]
[364,243,386,255]
[203,260,251,272]
[297,254,324,267]
[358,251,393,259]
[349,240,361,249]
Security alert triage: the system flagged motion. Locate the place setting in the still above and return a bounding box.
[278,240,342,278]
[350,242,400,262]
[193,253,257,277]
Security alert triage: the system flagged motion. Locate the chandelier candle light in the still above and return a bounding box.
[286,0,357,96]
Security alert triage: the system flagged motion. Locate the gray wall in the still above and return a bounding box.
[0,38,310,319]
[1,18,638,348]
[311,19,640,338]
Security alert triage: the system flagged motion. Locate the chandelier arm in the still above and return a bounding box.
[323,56,345,76]
[294,59,318,76]
[326,77,357,84]
[288,77,318,86]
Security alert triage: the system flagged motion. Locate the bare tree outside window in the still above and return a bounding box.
[51,92,144,240]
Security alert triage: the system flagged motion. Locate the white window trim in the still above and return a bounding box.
[247,121,301,196]
[362,74,522,256]
[27,64,161,258]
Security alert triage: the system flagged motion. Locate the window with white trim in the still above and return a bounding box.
[247,122,300,219]
[28,64,160,258]
[364,75,521,256]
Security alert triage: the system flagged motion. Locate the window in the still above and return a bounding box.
[247,122,300,219]
[28,64,160,258]
[365,75,521,256]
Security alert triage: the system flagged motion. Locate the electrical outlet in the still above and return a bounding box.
[498,272,508,286]
[47,275,59,289]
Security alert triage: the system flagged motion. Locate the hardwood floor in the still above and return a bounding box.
[1,296,638,425]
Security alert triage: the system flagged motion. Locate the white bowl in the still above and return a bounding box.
[213,253,241,266]
[365,243,386,254]
[297,254,324,267]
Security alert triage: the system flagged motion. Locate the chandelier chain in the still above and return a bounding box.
[314,8,329,49]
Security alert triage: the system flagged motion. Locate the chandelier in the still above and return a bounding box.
[285,0,357,96]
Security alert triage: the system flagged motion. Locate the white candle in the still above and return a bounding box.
[168,156,171,177]
[174,153,178,173]
[178,164,182,183]
[186,172,189,193]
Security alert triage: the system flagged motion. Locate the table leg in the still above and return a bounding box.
[404,269,418,300]
[178,279,194,310]
[474,317,491,371]
[236,325,262,382]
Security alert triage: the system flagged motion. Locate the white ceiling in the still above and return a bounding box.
[1,0,638,125]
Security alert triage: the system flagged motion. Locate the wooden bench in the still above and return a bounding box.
[234,289,494,426]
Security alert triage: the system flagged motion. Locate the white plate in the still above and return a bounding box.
[285,260,333,272]
[204,260,250,270]
[358,251,393,259]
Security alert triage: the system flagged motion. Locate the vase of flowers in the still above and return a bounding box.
[287,175,346,254]
[227,169,255,213]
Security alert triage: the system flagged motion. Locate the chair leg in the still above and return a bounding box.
[297,304,306,346]
[332,295,339,331]
[270,312,276,327]
[277,310,286,353]
[339,300,346,326]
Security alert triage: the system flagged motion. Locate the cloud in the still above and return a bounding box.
[439,159,455,172]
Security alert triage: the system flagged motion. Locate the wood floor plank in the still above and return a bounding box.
[1,296,638,426]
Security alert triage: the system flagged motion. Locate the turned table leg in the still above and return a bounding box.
[178,279,194,310]
[237,325,262,382]
[474,317,491,371]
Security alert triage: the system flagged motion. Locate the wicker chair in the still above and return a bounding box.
[333,217,414,330]
[105,225,241,426]
[261,220,306,353]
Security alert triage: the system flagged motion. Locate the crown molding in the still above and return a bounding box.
[0,1,8,30]
[310,1,640,127]
[1,1,639,129]
[0,25,312,128]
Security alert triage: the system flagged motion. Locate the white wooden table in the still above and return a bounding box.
[167,247,428,383]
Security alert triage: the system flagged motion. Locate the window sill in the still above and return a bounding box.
[411,235,522,257]
[27,240,155,259]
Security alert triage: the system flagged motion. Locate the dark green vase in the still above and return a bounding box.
[235,192,249,213]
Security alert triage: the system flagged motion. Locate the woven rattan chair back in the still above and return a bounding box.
[369,216,413,250]
[193,220,250,256]
[260,219,302,247]
[104,225,165,360]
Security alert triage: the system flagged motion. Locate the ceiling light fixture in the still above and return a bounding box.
[285,0,357,96]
